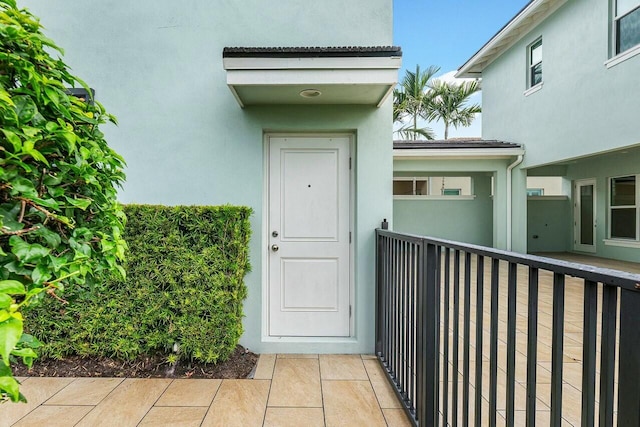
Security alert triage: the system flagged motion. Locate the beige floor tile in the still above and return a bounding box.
[155,379,221,407]
[139,406,208,426]
[382,408,412,427]
[75,378,171,427]
[0,377,74,427]
[263,407,324,427]
[12,405,92,427]
[322,380,386,427]
[362,359,402,408]
[253,354,276,379]
[45,378,123,406]
[202,379,270,427]
[361,354,377,360]
[268,358,322,407]
[277,353,318,359]
[320,354,368,380]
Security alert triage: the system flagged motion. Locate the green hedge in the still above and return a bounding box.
[23,204,252,363]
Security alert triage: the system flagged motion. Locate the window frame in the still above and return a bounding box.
[608,174,640,242]
[613,0,640,56]
[527,37,543,89]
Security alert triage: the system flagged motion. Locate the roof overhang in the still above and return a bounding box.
[393,140,525,160]
[456,0,567,78]
[223,47,402,107]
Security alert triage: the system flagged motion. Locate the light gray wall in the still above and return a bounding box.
[393,174,494,247]
[482,0,640,168]
[23,0,394,353]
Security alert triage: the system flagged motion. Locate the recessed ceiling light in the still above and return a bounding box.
[299,89,322,98]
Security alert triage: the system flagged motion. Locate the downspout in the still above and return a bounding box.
[506,155,524,251]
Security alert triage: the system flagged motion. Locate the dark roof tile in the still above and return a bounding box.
[223,46,402,58]
[394,139,522,149]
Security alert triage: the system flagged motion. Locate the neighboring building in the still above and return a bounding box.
[456,0,640,262]
[24,0,400,353]
[393,140,524,248]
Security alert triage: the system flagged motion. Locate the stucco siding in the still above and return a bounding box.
[482,0,640,168]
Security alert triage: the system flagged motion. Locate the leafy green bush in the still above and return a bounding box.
[24,205,252,364]
[1,0,125,402]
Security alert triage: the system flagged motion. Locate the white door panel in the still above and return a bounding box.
[268,136,350,337]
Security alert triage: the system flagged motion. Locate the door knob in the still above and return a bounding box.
[272,231,279,237]
[271,244,279,252]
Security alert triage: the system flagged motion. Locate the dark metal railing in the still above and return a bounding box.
[375,227,640,427]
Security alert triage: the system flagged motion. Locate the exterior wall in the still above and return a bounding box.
[482,0,640,168]
[24,0,393,353]
[393,158,516,249]
[393,174,493,246]
[479,0,640,259]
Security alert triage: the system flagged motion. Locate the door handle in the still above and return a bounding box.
[271,244,279,252]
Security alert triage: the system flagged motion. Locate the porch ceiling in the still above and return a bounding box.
[223,46,402,108]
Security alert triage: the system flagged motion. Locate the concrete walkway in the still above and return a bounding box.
[1,354,411,427]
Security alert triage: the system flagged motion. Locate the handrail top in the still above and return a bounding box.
[376,228,640,290]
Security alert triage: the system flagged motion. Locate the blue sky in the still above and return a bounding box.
[393,0,530,139]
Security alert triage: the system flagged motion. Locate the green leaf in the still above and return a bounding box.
[9,236,50,263]
[31,264,51,285]
[10,177,37,197]
[33,226,61,248]
[1,129,21,152]
[0,294,12,309]
[44,86,60,107]
[0,375,21,403]
[64,196,92,210]
[0,280,26,295]
[13,95,37,125]
[18,333,42,349]
[0,317,23,366]
[11,347,37,368]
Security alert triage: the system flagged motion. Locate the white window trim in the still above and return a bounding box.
[605,43,640,68]
[393,195,476,201]
[524,82,543,96]
[527,37,543,89]
[603,238,640,248]
[608,174,640,242]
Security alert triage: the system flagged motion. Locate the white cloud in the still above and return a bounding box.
[432,69,480,86]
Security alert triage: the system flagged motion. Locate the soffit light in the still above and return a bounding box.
[299,89,322,98]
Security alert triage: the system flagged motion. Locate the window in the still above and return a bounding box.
[609,175,639,240]
[614,0,640,55]
[393,176,473,197]
[528,38,542,88]
[527,188,544,197]
[393,178,428,196]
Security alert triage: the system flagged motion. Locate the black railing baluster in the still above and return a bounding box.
[550,273,565,426]
[489,258,499,427]
[452,249,461,427]
[599,285,617,427]
[474,255,484,427]
[373,229,640,427]
[581,280,597,427]
[443,247,451,426]
[463,252,472,427]
[525,267,539,427]
[506,262,517,427]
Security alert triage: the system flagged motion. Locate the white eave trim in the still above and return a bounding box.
[456,0,567,78]
[394,148,525,160]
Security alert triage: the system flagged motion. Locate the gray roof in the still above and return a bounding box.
[223,46,402,58]
[394,139,522,150]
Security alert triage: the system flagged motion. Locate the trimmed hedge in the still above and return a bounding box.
[23,204,252,363]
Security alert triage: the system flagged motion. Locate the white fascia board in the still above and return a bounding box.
[456,0,566,78]
[223,56,402,71]
[393,148,525,160]
[226,68,399,86]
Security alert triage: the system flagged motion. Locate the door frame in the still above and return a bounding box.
[261,132,355,341]
[574,178,597,253]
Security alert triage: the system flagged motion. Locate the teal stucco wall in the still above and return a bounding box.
[527,198,571,253]
[23,0,394,353]
[393,174,494,247]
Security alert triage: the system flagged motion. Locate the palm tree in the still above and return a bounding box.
[393,65,440,140]
[427,80,481,140]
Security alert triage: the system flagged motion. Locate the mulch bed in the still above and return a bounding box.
[12,345,258,379]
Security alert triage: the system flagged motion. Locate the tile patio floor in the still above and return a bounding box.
[1,354,412,427]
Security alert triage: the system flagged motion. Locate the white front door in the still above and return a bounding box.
[268,136,351,337]
[574,179,597,253]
